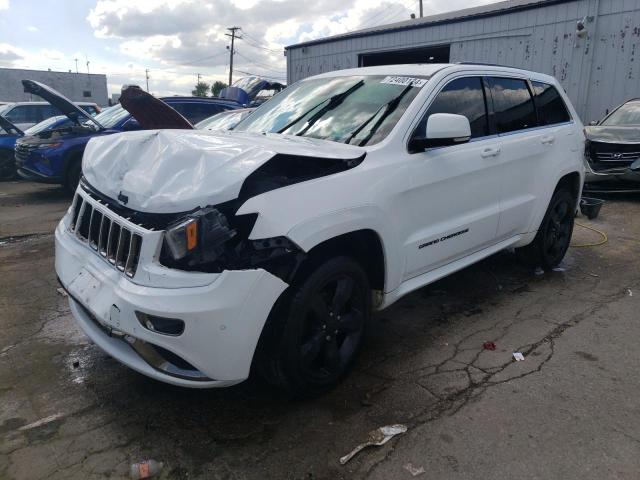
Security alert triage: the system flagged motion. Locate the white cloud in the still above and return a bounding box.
[0,0,8,11]
[27,26,39,32]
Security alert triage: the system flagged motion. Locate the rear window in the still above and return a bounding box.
[5,105,43,124]
[487,77,537,134]
[531,81,570,125]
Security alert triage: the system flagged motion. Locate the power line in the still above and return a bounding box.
[234,69,286,82]
[235,51,285,74]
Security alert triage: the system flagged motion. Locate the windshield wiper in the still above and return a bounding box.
[277,80,364,135]
[346,83,414,146]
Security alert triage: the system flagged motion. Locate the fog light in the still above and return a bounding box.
[136,312,185,336]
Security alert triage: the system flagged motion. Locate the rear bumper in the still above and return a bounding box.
[55,220,288,388]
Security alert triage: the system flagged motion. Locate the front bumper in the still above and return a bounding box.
[584,158,640,189]
[17,166,62,183]
[55,220,288,388]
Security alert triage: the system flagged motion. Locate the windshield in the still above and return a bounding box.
[0,105,8,116]
[601,101,640,126]
[196,110,251,130]
[24,115,74,135]
[93,104,130,128]
[232,76,263,92]
[233,75,426,146]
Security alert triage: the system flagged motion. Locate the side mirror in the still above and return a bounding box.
[409,113,471,153]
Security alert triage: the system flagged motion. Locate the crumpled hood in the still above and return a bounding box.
[82,129,364,213]
[585,126,640,144]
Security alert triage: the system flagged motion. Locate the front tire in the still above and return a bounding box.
[256,256,371,397]
[516,188,576,270]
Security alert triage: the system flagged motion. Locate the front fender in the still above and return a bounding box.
[237,195,403,293]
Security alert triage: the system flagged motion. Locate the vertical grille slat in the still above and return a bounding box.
[125,234,142,277]
[67,192,145,278]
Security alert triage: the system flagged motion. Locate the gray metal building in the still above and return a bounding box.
[0,68,108,106]
[285,0,640,122]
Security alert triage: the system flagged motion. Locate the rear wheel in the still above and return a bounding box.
[256,256,371,396]
[64,160,82,195]
[0,150,16,180]
[516,188,576,270]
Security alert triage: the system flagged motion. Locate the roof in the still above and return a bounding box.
[303,63,560,84]
[286,0,571,49]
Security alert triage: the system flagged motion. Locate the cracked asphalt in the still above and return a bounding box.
[1,180,639,479]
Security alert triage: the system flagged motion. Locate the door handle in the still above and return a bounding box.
[541,135,555,145]
[481,147,501,158]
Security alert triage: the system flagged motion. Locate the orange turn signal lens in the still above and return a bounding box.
[186,222,198,251]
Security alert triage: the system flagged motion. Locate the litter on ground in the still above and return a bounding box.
[403,462,426,476]
[483,341,497,351]
[340,424,408,465]
[513,352,525,361]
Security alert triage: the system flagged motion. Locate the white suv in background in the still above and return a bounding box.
[56,64,585,395]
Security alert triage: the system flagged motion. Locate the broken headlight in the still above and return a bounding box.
[163,207,236,264]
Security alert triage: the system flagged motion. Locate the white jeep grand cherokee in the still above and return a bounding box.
[56,64,585,395]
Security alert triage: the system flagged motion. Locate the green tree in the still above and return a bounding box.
[211,80,228,97]
[192,81,210,97]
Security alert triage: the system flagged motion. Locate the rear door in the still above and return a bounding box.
[485,76,546,239]
[402,75,503,279]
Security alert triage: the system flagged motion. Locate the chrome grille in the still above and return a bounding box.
[596,151,640,162]
[69,193,143,278]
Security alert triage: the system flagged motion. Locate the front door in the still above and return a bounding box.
[401,76,503,280]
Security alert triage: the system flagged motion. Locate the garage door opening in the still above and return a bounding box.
[359,44,450,67]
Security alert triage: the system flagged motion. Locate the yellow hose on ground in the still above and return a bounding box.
[571,221,608,247]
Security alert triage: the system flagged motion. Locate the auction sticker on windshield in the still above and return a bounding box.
[381,76,428,87]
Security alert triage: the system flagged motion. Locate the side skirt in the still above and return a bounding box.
[378,235,522,310]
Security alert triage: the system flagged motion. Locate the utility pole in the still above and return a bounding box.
[74,58,78,74]
[86,60,90,75]
[226,26,241,86]
[419,0,423,17]
[145,69,150,92]
[197,73,202,84]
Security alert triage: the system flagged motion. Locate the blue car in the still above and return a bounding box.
[0,114,23,179]
[15,80,240,193]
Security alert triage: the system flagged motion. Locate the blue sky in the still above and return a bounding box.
[0,0,494,97]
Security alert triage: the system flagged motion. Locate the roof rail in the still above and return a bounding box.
[455,61,516,68]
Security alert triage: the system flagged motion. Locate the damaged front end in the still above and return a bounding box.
[80,180,306,283]
[584,126,640,192]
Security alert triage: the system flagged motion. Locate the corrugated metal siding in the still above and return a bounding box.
[287,0,640,122]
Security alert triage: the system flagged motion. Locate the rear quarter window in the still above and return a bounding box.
[487,77,537,134]
[531,81,571,125]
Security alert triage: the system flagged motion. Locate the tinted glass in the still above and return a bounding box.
[601,101,640,126]
[488,77,537,133]
[531,81,570,125]
[24,116,73,135]
[93,104,130,128]
[234,75,426,146]
[418,77,488,138]
[169,102,226,124]
[6,105,41,123]
[196,110,247,130]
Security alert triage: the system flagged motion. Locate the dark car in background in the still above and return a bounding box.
[15,81,240,193]
[584,98,640,192]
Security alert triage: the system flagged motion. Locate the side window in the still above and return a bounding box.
[417,77,489,139]
[41,105,61,120]
[171,103,225,124]
[531,81,570,125]
[487,77,537,133]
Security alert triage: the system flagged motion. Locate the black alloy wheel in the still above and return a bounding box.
[256,256,371,396]
[516,188,576,270]
[299,273,366,382]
